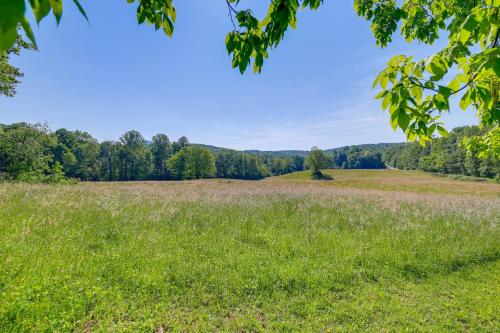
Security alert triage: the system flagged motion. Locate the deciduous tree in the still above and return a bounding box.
[0,123,57,181]
[167,146,215,180]
[305,146,329,177]
[119,130,152,180]
[151,133,172,179]
[0,34,33,97]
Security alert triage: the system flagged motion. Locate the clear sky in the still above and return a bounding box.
[0,1,477,150]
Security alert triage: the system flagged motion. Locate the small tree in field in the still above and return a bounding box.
[305,146,329,178]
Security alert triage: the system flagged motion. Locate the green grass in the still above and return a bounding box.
[0,170,499,332]
[273,169,500,196]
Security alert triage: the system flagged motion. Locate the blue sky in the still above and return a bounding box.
[0,1,477,150]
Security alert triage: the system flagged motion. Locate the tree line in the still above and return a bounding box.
[0,123,308,182]
[2,122,495,183]
[383,126,500,179]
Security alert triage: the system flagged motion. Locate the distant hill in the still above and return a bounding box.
[243,150,309,157]
[108,140,404,157]
[192,144,238,154]
[192,142,405,157]
[325,142,405,154]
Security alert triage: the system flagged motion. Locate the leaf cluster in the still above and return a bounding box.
[0,0,88,51]
[225,0,323,73]
[359,0,499,157]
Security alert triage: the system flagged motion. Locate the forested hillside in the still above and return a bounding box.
[384,126,500,179]
[245,143,401,170]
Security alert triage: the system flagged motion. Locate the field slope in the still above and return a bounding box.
[0,170,499,332]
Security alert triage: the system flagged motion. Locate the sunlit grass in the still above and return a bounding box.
[272,169,500,196]
[0,170,499,332]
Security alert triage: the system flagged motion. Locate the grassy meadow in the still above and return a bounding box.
[0,170,499,332]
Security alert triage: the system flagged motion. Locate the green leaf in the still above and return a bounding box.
[20,16,37,49]
[372,75,380,89]
[437,125,448,137]
[0,26,17,52]
[424,81,435,90]
[459,90,471,110]
[72,0,88,22]
[238,58,248,74]
[429,124,436,135]
[162,18,174,37]
[375,90,387,99]
[432,94,448,111]
[382,93,391,111]
[49,0,63,25]
[447,77,461,91]
[397,110,411,131]
[459,29,471,45]
[0,0,26,51]
[426,55,447,78]
[484,57,500,76]
[438,85,452,99]
[225,33,234,54]
[32,0,51,24]
[390,110,398,130]
[168,6,176,23]
[137,10,146,24]
[407,130,417,141]
[380,75,388,89]
[410,85,422,100]
[459,14,477,44]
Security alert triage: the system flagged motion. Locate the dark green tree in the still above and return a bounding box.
[54,129,100,180]
[0,34,33,97]
[99,141,122,181]
[172,136,189,154]
[215,150,268,180]
[119,130,152,180]
[151,133,172,179]
[292,155,305,172]
[215,150,237,178]
[0,123,57,181]
[167,146,215,180]
[305,146,329,177]
[384,126,500,178]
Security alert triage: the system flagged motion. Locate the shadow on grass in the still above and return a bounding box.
[311,172,333,181]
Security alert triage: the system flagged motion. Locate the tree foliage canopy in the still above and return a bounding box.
[167,146,216,180]
[0,123,309,182]
[305,146,329,176]
[0,33,33,97]
[361,0,499,159]
[384,126,500,179]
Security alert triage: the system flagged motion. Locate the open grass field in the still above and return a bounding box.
[0,170,499,332]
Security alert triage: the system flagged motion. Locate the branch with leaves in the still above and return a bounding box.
[358,0,499,158]
[0,0,322,73]
[1,31,35,97]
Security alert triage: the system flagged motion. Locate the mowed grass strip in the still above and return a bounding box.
[0,170,499,332]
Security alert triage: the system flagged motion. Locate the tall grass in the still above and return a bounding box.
[0,171,499,332]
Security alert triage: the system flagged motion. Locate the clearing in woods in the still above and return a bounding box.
[0,170,499,331]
